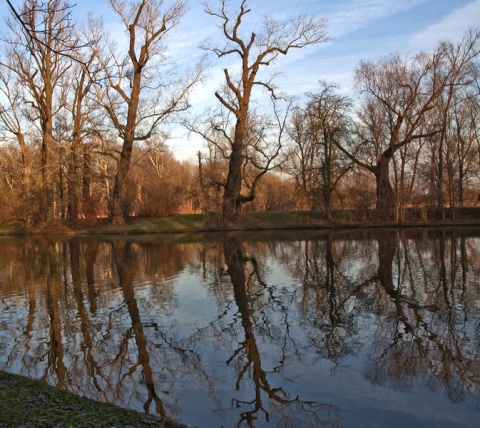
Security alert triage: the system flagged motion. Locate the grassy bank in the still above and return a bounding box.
[1,208,479,235]
[83,211,329,234]
[0,371,181,428]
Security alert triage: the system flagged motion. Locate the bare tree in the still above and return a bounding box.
[203,0,329,222]
[63,46,99,223]
[431,29,480,217]
[284,107,317,209]
[188,96,292,218]
[2,0,82,222]
[336,30,480,217]
[0,65,32,220]
[338,51,448,217]
[286,81,352,217]
[5,0,93,66]
[93,0,203,223]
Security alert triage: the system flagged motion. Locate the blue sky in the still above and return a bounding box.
[1,0,479,160]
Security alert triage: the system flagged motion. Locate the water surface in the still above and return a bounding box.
[0,228,479,427]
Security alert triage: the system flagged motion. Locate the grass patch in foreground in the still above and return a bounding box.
[0,371,181,428]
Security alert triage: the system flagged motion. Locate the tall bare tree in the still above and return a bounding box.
[203,0,329,222]
[336,30,480,217]
[93,0,203,223]
[188,96,292,218]
[0,66,32,219]
[287,81,352,217]
[431,29,480,217]
[2,0,83,222]
[63,46,99,223]
[338,51,448,216]
[284,107,317,209]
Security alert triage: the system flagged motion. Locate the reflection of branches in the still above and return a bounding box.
[84,240,99,315]
[366,231,480,403]
[285,229,480,407]
[0,231,478,426]
[223,236,338,427]
[69,241,106,399]
[293,237,376,366]
[5,281,36,376]
[112,241,170,419]
[111,241,213,424]
[247,255,301,372]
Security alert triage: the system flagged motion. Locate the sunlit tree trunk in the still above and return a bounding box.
[222,116,248,221]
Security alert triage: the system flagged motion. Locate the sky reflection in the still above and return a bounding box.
[0,229,479,427]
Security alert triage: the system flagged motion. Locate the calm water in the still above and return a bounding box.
[0,228,479,427]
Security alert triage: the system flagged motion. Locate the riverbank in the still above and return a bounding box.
[0,371,182,428]
[1,208,480,235]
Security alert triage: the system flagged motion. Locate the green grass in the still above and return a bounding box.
[0,221,26,233]
[0,371,182,428]
[0,208,479,236]
[239,210,325,229]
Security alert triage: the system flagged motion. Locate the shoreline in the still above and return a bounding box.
[1,209,480,236]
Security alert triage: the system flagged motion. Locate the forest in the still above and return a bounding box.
[0,0,479,225]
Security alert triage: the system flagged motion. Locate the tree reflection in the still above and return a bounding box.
[285,229,480,406]
[69,240,104,398]
[223,235,338,427]
[366,231,480,403]
[0,230,478,427]
[112,241,168,417]
[0,238,210,425]
[376,231,398,298]
[44,240,67,388]
[290,234,377,366]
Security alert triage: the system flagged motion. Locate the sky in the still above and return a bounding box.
[1,0,479,161]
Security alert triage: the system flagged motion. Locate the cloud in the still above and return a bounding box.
[410,0,480,49]
[327,0,429,38]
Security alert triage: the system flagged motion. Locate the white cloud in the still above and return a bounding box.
[410,0,480,49]
[327,0,429,38]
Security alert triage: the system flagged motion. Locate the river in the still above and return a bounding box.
[0,228,479,427]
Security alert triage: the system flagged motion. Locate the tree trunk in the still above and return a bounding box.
[222,119,246,222]
[457,139,464,208]
[110,59,142,223]
[67,133,80,223]
[374,150,395,217]
[322,163,332,220]
[111,137,134,223]
[81,146,97,221]
[111,177,127,224]
[323,183,332,220]
[437,138,445,219]
[41,125,55,222]
[17,133,30,221]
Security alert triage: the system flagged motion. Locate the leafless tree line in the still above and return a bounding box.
[0,0,479,225]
